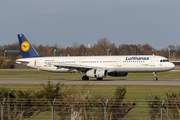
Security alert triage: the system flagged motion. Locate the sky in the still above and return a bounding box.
[0,0,180,50]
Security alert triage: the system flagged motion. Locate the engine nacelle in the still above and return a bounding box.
[108,72,128,77]
[86,69,108,78]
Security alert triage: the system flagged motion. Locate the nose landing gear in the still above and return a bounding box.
[153,72,158,81]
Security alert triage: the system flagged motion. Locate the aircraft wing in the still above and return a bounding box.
[49,63,104,72]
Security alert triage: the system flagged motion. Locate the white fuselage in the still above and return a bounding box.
[16,55,175,73]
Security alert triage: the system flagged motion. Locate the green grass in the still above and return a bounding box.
[0,69,180,80]
[0,84,179,100]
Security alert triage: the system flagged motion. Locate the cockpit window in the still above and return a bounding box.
[160,59,169,62]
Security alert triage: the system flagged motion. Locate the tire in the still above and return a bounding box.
[97,78,103,80]
[153,77,158,81]
[82,76,85,81]
[82,76,89,81]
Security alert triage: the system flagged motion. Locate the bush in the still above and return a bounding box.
[0,83,137,120]
[40,80,64,99]
[1,60,14,68]
[146,92,180,120]
[114,86,126,100]
[106,86,136,120]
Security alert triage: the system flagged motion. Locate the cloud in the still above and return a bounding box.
[44,8,59,14]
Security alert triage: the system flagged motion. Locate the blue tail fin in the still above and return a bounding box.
[18,34,41,58]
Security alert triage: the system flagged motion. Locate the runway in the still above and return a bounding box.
[0,78,180,86]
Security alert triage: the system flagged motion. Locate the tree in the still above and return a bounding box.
[91,38,110,55]
[78,44,87,56]
[72,42,79,56]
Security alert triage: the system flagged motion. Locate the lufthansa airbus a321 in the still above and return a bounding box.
[16,34,175,81]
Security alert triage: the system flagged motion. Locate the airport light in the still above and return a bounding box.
[4,50,20,58]
[168,48,174,61]
[107,49,111,56]
[54,49,62,56]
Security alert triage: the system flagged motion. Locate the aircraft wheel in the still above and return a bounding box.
[153,77,158,81]
[82,76,86,81]
[153,72,158,81]
[97,78,103,80]
[82,76,89,81]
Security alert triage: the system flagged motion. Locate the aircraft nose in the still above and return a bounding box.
[170,63,175,70]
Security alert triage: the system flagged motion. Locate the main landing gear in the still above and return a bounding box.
[97,78,103,80]
[82,76,103,81]
[153,72,158,81]
[82,76,89,81]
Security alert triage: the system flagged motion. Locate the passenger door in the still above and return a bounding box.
[78,59,81,66]
[117,59,121,67]
[150,57,155,66]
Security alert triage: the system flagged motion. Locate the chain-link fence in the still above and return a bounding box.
[0,98,179,120]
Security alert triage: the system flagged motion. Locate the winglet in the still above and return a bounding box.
[18,34,41,58]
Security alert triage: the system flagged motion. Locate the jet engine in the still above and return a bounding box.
[108,72,128,77]
[86,69,108,78]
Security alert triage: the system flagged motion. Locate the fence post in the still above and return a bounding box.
[101,99,109,120]
[158,100,164,120]
[48,98,56,120]
[0,98,6,120]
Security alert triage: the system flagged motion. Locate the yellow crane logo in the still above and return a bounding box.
[21,41,30,52]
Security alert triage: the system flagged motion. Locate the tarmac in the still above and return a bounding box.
[0,78,180,86]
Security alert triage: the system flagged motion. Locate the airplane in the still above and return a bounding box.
[16,34,175,81]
